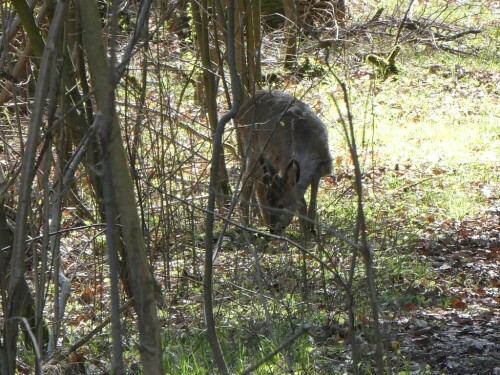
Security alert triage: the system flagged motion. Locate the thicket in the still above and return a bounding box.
[0,0,497,374]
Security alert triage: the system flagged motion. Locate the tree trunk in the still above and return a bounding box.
[76,0,164,373]
[282,0,298,69]
[192,0,232,203]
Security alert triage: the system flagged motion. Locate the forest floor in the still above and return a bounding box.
[391,213,499,374]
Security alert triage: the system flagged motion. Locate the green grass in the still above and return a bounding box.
[318,41,499,227]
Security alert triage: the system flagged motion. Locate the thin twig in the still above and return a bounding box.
[394,0,415,46]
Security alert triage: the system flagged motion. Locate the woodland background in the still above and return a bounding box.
[0,0,498,374]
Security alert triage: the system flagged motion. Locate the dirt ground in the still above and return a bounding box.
[394,212,500,374]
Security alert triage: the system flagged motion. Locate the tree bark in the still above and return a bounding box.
[75,0,164,373]
[282,0,298,69]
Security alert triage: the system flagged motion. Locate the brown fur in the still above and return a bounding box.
[237,90,332,234]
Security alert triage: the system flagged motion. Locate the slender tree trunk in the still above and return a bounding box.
[245,0,262,89]
[5,2,69,373]
[75,0,164,373]
[336,0,347,28]
[335,79,385,375]
[192,0,232,203]
[236,0,262,94]
[203,0,242,371]
[282,0,298,69]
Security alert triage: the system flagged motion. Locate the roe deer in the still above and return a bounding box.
[237,90,332,234]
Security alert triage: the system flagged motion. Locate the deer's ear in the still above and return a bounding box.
[262,172,272,186]
[259,156,269,173]
[260,156,277,176]
[285,160,300,187]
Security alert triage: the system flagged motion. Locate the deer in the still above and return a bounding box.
[237,90,333,234]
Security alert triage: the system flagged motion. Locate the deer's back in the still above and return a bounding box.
[237,91,332,192]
